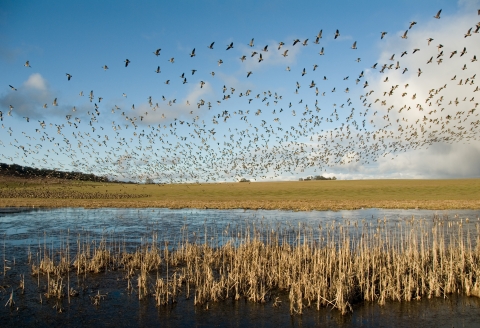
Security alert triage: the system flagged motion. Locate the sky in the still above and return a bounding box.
[0,0,479,182]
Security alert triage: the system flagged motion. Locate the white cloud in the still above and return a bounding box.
[23,73,48,91]
[0,73,93,121]
[0,73,54,119]
[352,9,480,179]
[325,141,480,179]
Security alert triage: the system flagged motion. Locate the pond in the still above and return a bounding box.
[1,207,480,327]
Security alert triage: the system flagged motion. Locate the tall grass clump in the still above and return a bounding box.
[29,217,480,315]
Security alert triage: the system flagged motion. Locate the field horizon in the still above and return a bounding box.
[1,177,479,211]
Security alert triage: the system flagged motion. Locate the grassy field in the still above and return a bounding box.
[1,177,479,210]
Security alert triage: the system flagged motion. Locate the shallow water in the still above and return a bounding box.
[1,207,480,327]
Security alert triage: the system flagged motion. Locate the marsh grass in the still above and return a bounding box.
[25,217,480,315]
[4,289,15,308]
[1,179,480,210]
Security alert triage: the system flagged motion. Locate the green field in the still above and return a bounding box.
[1,178,479,210]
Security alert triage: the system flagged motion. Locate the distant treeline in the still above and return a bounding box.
[0,162,121,183]
[299,175,337,181]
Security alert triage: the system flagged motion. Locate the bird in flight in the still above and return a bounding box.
[66,73,72,81]
[125,59,130,67]
[464,28,472,38]
[9,85,17,91]
[24,60,31,68]
[153,49,161,56]
[3,6,475,185]
[434,9,442,19]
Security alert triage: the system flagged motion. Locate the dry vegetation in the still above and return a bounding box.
[26,217,480,315]
[1,178,480,210]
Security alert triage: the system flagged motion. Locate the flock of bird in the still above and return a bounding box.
[1,9,479,183]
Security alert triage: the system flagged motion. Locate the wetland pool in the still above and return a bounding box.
[1,207,480,327]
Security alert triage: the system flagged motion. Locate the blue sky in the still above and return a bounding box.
[1,0,479,182]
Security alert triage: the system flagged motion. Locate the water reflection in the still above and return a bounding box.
[1,207,479,249]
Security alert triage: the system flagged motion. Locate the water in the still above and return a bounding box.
[1,207,480,327]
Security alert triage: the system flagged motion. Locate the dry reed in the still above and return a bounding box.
[28,217,480,315]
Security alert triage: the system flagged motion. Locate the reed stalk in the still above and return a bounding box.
[28,218,480,315]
